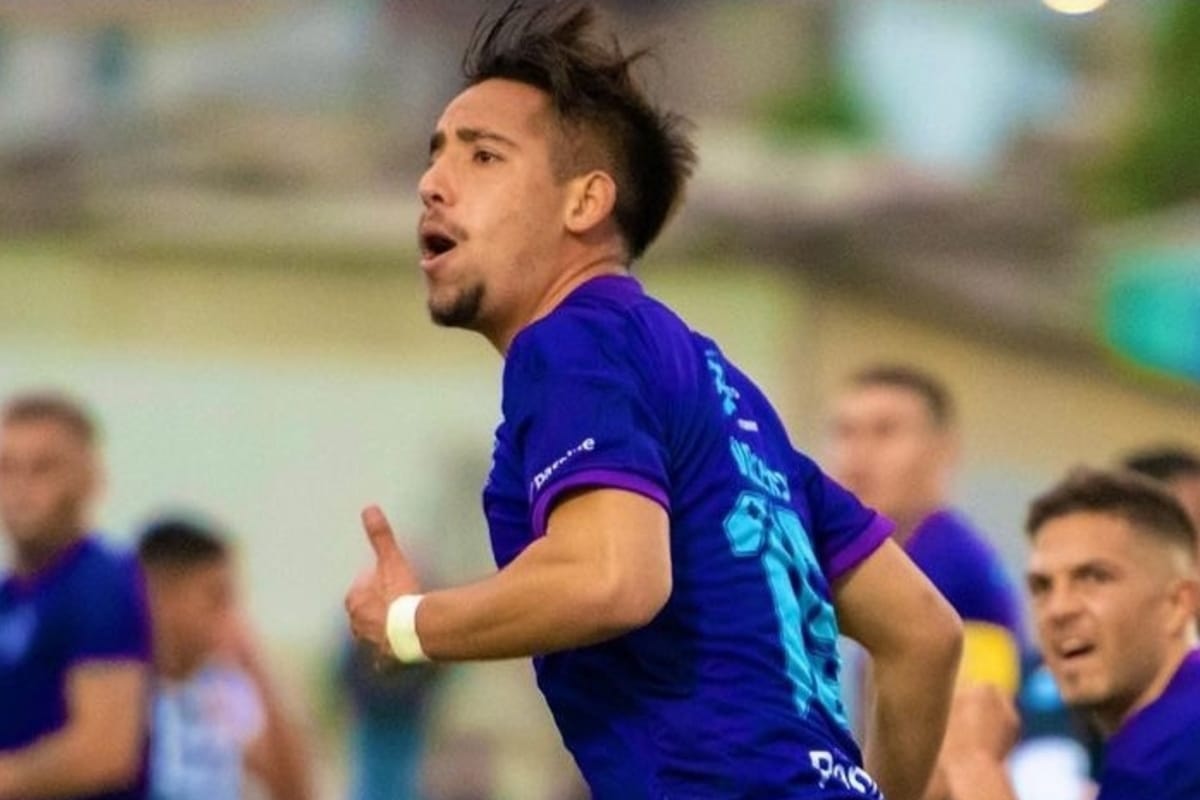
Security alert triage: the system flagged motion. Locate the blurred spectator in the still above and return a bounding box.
[338,633,445,800]
[827,364,1025,798]
[337,537,446,800]
[0,391,151,799]
[137,516,313,800]
[1122,445,1200,534]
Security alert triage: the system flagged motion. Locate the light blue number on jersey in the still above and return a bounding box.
[724,490,847,729]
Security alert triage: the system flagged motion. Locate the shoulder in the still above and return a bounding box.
[910,510,1020,618]
[910,511,1007,574]
[506,276,689,386]
[68,537,142,592]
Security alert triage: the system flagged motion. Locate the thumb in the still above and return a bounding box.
[361,504,402,564]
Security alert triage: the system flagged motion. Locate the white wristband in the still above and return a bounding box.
[385,594,430,663]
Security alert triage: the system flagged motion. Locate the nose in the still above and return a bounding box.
[1038,582,1083,629]
[418,159,450,208]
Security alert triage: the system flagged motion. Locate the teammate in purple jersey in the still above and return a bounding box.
[829,366,1033,799]
[0,392,152,800]
[939,468,1200,800]
[344,3,962,798]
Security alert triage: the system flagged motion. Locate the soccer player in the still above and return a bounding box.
[1122,445,1200,535]
[0,392,151,800]
[828,365,1024,698]
[940,468,1200,800]
[137,516,313,800]
[344,3,962,799]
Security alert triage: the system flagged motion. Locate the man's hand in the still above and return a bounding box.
[343,505,421,658]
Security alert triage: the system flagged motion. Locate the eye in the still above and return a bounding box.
[473,149,500,165]
[1078,565,1114,585]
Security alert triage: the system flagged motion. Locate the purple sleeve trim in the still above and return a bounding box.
[825,513,895,583]
[531,468,670,536]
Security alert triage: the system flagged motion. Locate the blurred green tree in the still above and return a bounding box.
[1086,0,1200,216]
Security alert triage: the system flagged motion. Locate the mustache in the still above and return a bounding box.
[418,215,470,243]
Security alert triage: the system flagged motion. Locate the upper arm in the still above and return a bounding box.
[834,538,962,660]
[506,314,670,538]
[919,544,1023,694]
[71,557,153,663]
[543,487,672,625]
[66,660,148,772]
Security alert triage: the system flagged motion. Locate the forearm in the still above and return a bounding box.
[0,729,138,800]
[864,638,960,800]
[416,535,657,661]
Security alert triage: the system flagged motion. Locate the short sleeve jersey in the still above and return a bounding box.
[483,275,893,799]
[0,536,152,800]
[1098,649,1200,800]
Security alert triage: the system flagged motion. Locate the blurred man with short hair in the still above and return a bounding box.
[828,365,1024,798]
[137,516,313,800]
[0,391,151,800]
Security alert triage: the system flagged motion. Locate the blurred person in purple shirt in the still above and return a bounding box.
[828,365,1026,798]
[343,3,963,798]
[0,392,152,800]
[940,468,1200,800]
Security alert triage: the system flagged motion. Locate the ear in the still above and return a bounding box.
[563,170,617,236]
[1165,574,1200,638]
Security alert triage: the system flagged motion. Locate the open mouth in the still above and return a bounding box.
[420,231,458,261]
[1057,641,1096,662]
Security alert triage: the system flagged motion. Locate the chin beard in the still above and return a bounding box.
[429,284,485,329]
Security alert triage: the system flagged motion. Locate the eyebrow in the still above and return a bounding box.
[1026,559,1121,584]
[428,127,520,157]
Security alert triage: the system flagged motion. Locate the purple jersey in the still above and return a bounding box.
[905,510,1023,639]
[1097,649,1200,800]
[0,536,152,800]
[483,275,892,798]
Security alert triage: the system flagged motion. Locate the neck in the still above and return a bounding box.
[489,250,628,354]
[155,638,202,681]
[14,528,85,576]
[1095,642,1192,736]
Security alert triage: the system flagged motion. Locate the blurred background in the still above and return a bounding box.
[2,0,1199,797]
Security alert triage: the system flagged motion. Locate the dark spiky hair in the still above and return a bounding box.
[462,0,696,260]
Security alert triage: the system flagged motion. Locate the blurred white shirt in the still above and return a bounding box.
[150,662,264,800]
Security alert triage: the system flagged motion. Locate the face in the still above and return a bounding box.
[827,384,952,527]
[0,419,97,555]
[417,78,573,341]
[1027,511,1195,731]
[148,559,235,673]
